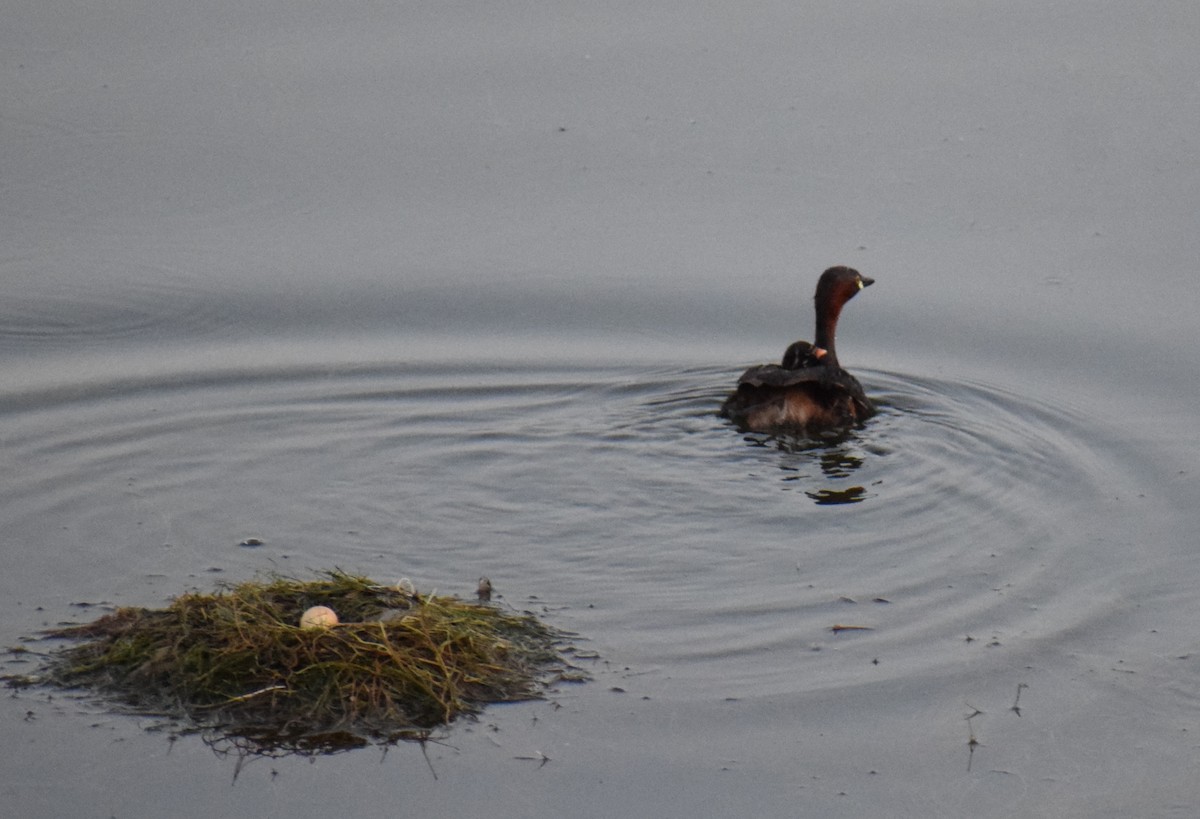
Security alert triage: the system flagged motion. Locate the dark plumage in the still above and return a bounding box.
[721,266,874,432]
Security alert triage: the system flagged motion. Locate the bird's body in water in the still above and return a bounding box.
[721,266,874,433]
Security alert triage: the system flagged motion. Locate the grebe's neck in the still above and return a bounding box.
[813,301,844,367]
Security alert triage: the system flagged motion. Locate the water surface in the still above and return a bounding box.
[3,2,1199,817]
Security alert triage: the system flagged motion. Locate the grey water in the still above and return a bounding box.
[3,2,1200,817]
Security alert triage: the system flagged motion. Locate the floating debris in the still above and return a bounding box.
[476,577,493,601]
[31,571,583,752]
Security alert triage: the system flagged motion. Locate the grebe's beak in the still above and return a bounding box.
[812,346,828,360]
[859,276,875,288]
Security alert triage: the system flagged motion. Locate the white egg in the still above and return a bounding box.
[300,605,339,629]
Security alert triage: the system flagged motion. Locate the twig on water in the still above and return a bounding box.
[965,705,983,772]
[1010,682,1028,717]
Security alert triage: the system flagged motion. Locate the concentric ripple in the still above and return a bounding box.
[0,356,1142,700]
[0,257,233,349]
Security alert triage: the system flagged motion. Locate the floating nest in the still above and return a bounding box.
[30,571,583,752]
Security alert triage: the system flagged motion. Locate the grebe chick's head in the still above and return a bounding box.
[780,341,827,369]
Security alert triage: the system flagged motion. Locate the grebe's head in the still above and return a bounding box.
[814,266,873,311]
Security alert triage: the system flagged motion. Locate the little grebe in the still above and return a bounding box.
[721,266,874,432]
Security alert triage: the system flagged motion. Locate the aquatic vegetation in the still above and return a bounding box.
[37,571,581,751]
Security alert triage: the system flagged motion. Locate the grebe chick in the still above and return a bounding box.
[721,266,874,432]
[780,340,827,370]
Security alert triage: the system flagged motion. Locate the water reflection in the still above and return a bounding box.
[729,425,871,504]
[805,484,867,505]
